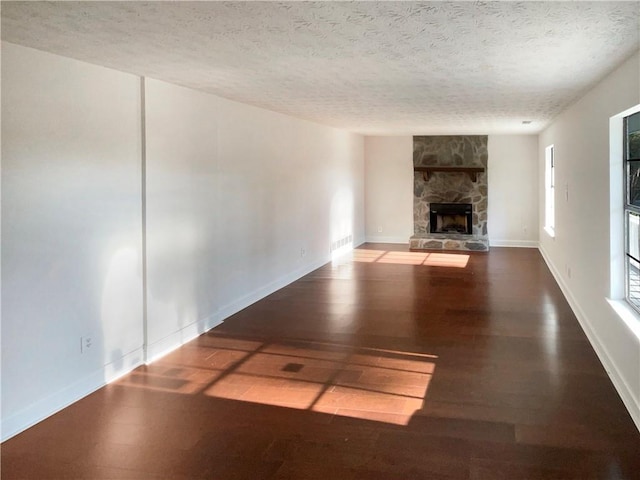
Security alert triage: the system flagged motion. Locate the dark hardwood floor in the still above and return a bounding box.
[2,244,639,479]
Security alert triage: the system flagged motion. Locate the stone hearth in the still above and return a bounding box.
[410,135,489,252]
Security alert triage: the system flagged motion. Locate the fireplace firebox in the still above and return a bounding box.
[430,203,473,235]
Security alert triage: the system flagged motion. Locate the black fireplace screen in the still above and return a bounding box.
[429,203,473,235]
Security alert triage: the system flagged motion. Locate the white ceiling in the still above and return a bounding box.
[2,1,639,135]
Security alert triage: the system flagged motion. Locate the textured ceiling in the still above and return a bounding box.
[2,1,639,135]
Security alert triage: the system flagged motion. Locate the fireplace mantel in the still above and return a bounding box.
[414,166,485,182]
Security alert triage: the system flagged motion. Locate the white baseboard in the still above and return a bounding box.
[1,347,144,442]
[364,235,409,244]
[489,239,539,248]
[538,245,640,432]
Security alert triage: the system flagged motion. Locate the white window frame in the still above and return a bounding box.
[608,105,640,342]
[623,112,640,314]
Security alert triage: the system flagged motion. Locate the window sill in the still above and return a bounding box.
[544,226,555,238]
[606,298,640,342]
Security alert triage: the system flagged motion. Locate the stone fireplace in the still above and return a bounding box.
[410,135,489,251]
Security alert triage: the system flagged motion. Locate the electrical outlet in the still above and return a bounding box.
[300,248,306,257]
[80,336,93,354]
[377,226,383,233]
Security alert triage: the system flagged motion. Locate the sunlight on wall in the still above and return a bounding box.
[146,218,207,355]
[330,188,354,261]
[101,246,143,380]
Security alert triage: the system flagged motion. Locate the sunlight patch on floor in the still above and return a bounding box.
[352,249,469,268]
[116,337,436,426]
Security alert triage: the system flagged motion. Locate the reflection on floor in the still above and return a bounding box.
[2,244,639,479]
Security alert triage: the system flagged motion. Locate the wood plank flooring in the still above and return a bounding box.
[2,244,639,479]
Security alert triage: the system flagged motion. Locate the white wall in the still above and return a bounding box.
[1,43,144,439]
[363,134,539,247]
[144,78,365,361]
[215,90,365,312]
[1,44,365,440]
[488,135,539,247]
[364,136,413,243]
[538,51,640,429]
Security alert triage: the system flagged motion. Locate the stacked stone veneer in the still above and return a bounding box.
[410,135,489,252]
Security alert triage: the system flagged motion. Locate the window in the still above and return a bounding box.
[624,111,640,312]
[544,144,555,237]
